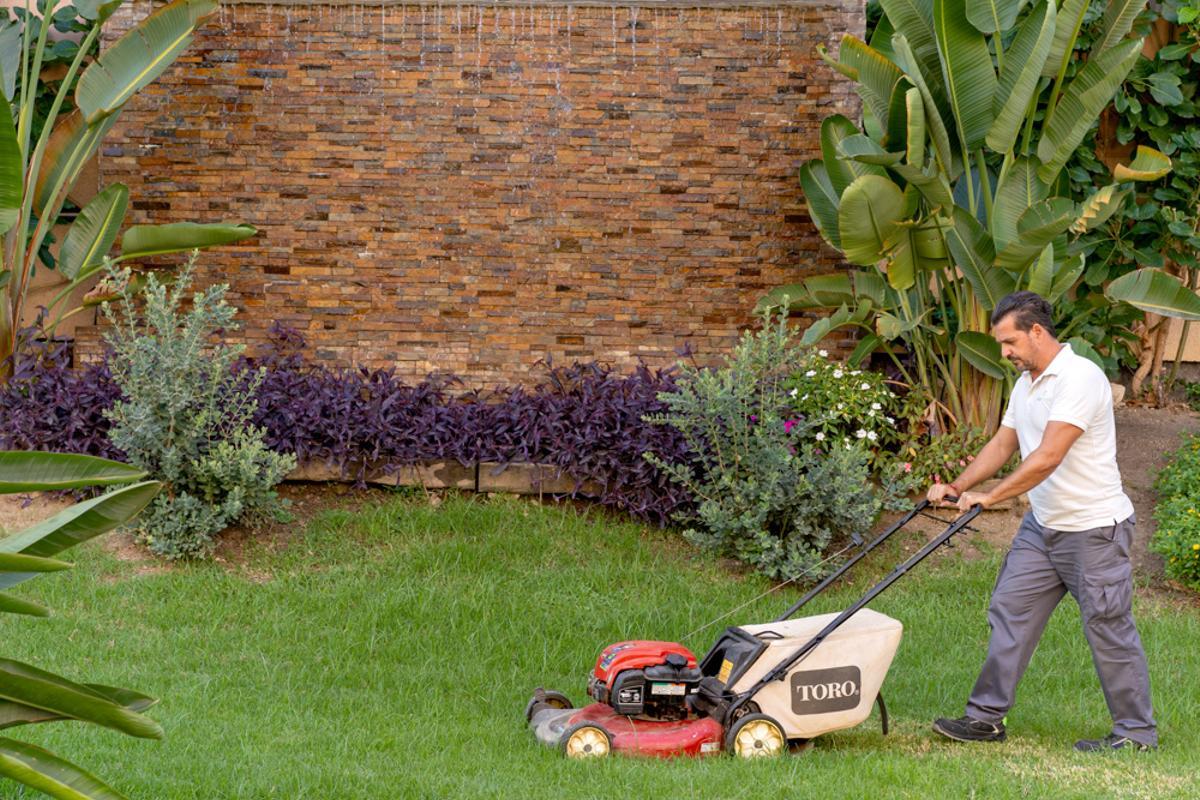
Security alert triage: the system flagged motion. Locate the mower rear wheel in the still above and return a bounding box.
[524,688,573,723]
[726,713,787,759]
[561,722,613,759]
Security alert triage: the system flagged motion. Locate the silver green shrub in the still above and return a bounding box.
[102,254,296,558]
[646,312,894,581]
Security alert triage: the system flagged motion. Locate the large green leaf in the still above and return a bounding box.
[849,333,885,366]
[965,0,1022,34]
[992,156,1050,252]
[0,481,160,590]
[799,161,841,249]
[933,0,997,152]
[0,682,156,732]
[945,207,1014,309]
[0,660,161,740]
[837,175,908,265]
[995,198,1076,270]
[1025,243,1056,296]
[800,303,874,347]
[905,87,926,168]
[118,222,257,260]
[1041,0,1090,79]
[1036,38,1143,184]
[0,592,49,618]
[0,553,71,574]
[32,111,121,218]
[1112,145,1172,182]
[0,93,19,236]
[880,0,948,114]
[838,134,904,166]
[75,0,218,124]
[821,116,878,196]
[986,0,1056,154]
[887,226,919,291]
[956,330,1008,378]
[892,35,956,177]
[1071,184,1128,233]
[58,184,130,280]
[1048,252,1084,303]
[0,737,129,800]
[0,21,19,102]
[1106,269,1200,321]
[1067,336,1106,372]
[0,452,147,494]
[891,162,955,207]
[834,37,907,146]
[1094,0,1150,54]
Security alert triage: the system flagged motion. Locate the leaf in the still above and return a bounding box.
[944,206,1014,309]
[995,198,1076,271]
[821,116,881,196]
[0,93,19,236]
[755,274,865,314]
[0,737,130,800]
[965,0,1022,33]
[1147,72,1184,106]
[1047,252,1084,303]
[799,161,841,249]
[849,333,884,366]
[1071,184,1128,233]
[0,482,161,590]
[33,111,122,218]
[877,310,922,339]
[0,661,162,740]
[0,553,72,574]
[0,683,156,731]
[1106,269,1200,321]
[887,226,919,291]
[1112,146,1172,182]
[956,330,1008,378]
[838,134,904,166]
[834,37,907,147]
[905,87,926,168]
[800,304,873,347]
[1067,336,1106,372]
[892,34,956,177]
[992,156,1050,252]
[0,452,147,494]
[118,222,257,260]
[1025,243,1055,296]
[837,175,908,265]
[891,162,955,207]
[933,0,997,152]
[0,21,18,101]
[58,184,130,280]
[1094,0,1150,55]
[986,0,1056,154]
[1041,0,1090,79]
[1036,38,1143,184]
[75,0,218,123]
[0,592,50,617]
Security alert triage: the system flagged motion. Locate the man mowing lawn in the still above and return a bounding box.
[926,291,1157,753]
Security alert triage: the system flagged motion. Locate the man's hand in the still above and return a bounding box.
[927,483,958,506]
[955,491,992,512]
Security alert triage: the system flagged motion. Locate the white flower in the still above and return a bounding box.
[836,403,844,410]
[886,416,895,424]
[801,394,809,401]
[833,369,844,379]
[861,382,871,390]
[815,432,825,441]
[805,370,817,377]
[851,370,861,376]
[818,349,828,357]
[871,402,882,410]
[789,388,799,397]
[856,429,867,439]
[846,444,854,450]
[867,430,878,442]
[868,409,875,417]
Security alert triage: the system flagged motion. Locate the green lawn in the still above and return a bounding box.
[4,493,1198,799]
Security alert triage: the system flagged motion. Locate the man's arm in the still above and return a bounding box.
[954,421,1083,511]
[927,426,1019,505]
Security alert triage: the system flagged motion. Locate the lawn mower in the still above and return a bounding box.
[525,499,982,758]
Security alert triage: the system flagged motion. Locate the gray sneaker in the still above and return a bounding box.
[1073,733,1156,752]
[932,715,1006,742]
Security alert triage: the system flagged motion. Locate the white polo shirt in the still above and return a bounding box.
[1000,343,1134,531]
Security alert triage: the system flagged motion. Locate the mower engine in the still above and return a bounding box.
[586,640,703,721]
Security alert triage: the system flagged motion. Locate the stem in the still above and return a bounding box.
[975,150,994,228]
[1166,266,1196,391]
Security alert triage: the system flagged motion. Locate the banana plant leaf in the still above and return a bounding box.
[0,93,19,235]
[838,134,904,166]
[945,207,1014,309]
[75,0,218,124]
[1106,269,1200,321]
[1112,145,1172,182]
[986,0,1056,154]
[1071,184,1128,234]
[905,87,925,167]
[800,303,874,347]
[0,22,19,101]
[956,330,1008,378]
[849,333,885,366]
[0,660,161,740]
[892,34,956,178]
[1025,243,1056,296]
[0,481,161,590]
[1066,336,1107,372]
[118,222,257,260]
[32,111,121,218]
[829,36,907,146]
[57,184,129,280]
[838,175,908,265]
[933,0,997,151]
[821,116,885,195]
[992,156,1050,252]
[891,162,955,207]
[965,0,1023,34]
[1094,0,1150,54]
[799,161,841,249]
[0,737,130,800]
[0,553,71,574]
[0,452,147,494]
[1047,252,1084,303]
[0,593,49,618]
[1041,0,1090,79]
[0,682,156,731]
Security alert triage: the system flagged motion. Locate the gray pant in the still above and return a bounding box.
[965,512,1157,745]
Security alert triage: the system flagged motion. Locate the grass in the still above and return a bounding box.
[3,492,1198,799]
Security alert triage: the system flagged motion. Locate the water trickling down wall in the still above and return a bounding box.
[96,0,862,384]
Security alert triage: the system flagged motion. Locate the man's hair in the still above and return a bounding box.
[991,291,1056,337]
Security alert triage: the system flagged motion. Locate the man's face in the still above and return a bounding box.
[992,315,1039,371]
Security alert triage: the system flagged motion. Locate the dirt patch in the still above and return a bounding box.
[0,493,73,537]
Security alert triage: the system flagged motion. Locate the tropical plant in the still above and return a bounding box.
[761,0,1173,434]
[0,450,162,800]
[0,0,255,377]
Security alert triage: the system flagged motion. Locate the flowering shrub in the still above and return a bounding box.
[647,312,897,580]
[1152,434,1200,591]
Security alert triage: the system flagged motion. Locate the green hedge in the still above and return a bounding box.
[1152,433,1200,591]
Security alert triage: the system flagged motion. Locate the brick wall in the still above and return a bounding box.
[95,0,862,385]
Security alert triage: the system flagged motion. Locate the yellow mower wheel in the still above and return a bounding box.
[726,713,787,759]
[561,723,612,759]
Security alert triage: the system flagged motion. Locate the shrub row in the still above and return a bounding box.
[1151,433,1200,591]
